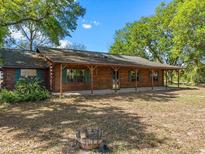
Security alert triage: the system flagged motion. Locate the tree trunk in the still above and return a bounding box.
[29,23,34,51]
[29,39,33,51]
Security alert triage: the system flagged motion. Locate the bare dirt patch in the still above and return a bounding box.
[0,86,205,154]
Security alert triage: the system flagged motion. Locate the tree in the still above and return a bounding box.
[57,41,87,50]
[0,0,85,50]
[110,1,181,64]
[170,0,205,83]
[70,43,87,50]
[110,0,205,83]
[5,22,54,51]
[0,28,7,47]
[110,16,171,63]
[110,20,150,59]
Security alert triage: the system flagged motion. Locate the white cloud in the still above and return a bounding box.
[82,23,92,29]
[57,40,72,48]
[81,19,100,30]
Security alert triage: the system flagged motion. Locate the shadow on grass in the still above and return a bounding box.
[196,84,205,88]
[0,90,184,153]
[70,87,199,103]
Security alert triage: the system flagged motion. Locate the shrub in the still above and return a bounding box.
[0,77,49,103]
[0,89,20,103]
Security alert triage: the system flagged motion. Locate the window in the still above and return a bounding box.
[20,69,37,77]
[150,71,159,81]
[128,71,140,82]
[64,69,90,83]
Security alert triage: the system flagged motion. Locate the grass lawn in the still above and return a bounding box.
[0,86,205,154]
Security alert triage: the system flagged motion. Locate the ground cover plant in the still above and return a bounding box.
[0,77,49,103]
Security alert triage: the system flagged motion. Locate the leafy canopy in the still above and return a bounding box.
[110,0,205,83]
[0,0,85,48]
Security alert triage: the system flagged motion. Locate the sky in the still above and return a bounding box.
[62,0,172,52]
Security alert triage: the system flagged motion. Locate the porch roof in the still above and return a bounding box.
[37,47,181,70]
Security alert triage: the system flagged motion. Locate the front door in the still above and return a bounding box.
[112,70,120,90]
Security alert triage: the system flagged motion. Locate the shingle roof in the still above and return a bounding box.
[37,47,181,70]
[0,48,49,68]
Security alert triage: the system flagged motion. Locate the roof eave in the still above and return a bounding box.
[49,59,182,70]
[2,65,49,69]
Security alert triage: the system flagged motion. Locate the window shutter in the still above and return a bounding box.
[149,71,152,80]
[158,71,160,82]
[37,69,44,81]
[15,69,21,82]
[84,70,90,83]
[128,71,131,82]
[140,72,143,81]
[62,68,67,83]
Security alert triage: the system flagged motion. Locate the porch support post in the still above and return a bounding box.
[88,65,97,95]
[170,70,173,85]
[49,62,54,91]
[165,70,168,89]
[59,63,63,97]
[114,69,117,93]
[135,68,138,92]
[177,70,180,88]
[111,66,120,93]
[151,69,154,90]
[91,66,94,94]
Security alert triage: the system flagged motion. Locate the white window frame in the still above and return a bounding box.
[20,69,37,77]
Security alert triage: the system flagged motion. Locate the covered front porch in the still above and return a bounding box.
[53,86,179,96]
[52,64,180,96]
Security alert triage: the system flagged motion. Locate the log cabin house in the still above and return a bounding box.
[0,47,181,95]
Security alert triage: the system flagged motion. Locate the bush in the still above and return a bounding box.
[0,77,49,103]
[0,89,20,103]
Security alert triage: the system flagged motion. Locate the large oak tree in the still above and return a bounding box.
[110,0,205,83]
[0,0,85,50]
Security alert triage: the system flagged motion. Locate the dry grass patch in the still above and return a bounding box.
[0,86,205,154]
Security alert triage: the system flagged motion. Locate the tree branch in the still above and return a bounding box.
[0,7,50,27]
[19,25,30,41]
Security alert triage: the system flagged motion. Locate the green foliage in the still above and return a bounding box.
[15,77,49,101]
[0,28,8,47]
[0,89,20,104]
[0,77,49,104]
[110,0,205,84]
[0,0,85,48]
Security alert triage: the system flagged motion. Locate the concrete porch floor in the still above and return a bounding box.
[53,86,178,96]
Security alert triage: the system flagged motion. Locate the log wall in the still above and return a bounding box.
[2,68,49,90]
[52,64,164,92]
